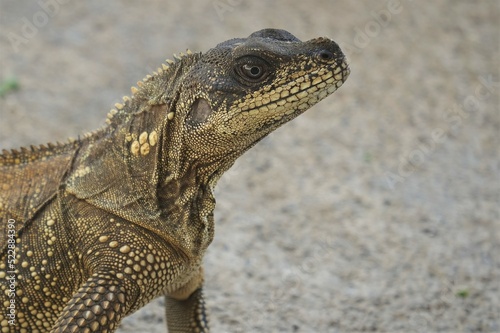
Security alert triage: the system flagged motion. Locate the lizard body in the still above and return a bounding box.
[0,29,349,332]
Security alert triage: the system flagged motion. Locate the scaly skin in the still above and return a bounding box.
[0,29,349,332]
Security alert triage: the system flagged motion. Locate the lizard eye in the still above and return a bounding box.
[241,64,263,79]
[235,56,270,84]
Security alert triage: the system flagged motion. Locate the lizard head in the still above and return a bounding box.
[174,29,349,162]
[63,29,350,226]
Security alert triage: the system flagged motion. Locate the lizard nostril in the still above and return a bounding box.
[317,50,334,62]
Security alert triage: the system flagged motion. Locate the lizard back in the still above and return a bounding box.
[0,142,79,249]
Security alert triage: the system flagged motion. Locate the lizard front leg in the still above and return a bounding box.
[50,271,140,333]
[165,267,209,332]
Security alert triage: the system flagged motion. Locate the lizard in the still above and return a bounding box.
[0,28,350,332]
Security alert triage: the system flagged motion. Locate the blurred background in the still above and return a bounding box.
[0,1,498,332]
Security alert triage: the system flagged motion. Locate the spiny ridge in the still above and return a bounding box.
[104,49,200,127]
[0,140,78,162]
[131,49,198,93]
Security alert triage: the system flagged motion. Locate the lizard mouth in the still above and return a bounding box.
[231,58,350,129]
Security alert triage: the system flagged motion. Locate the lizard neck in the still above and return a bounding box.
[64,54,221,258]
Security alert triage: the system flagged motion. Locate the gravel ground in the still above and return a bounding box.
[0,1,499,332]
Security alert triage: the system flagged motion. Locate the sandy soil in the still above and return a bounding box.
[0,1,499,332]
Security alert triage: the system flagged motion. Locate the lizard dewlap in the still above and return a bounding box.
[0,29,349,332]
